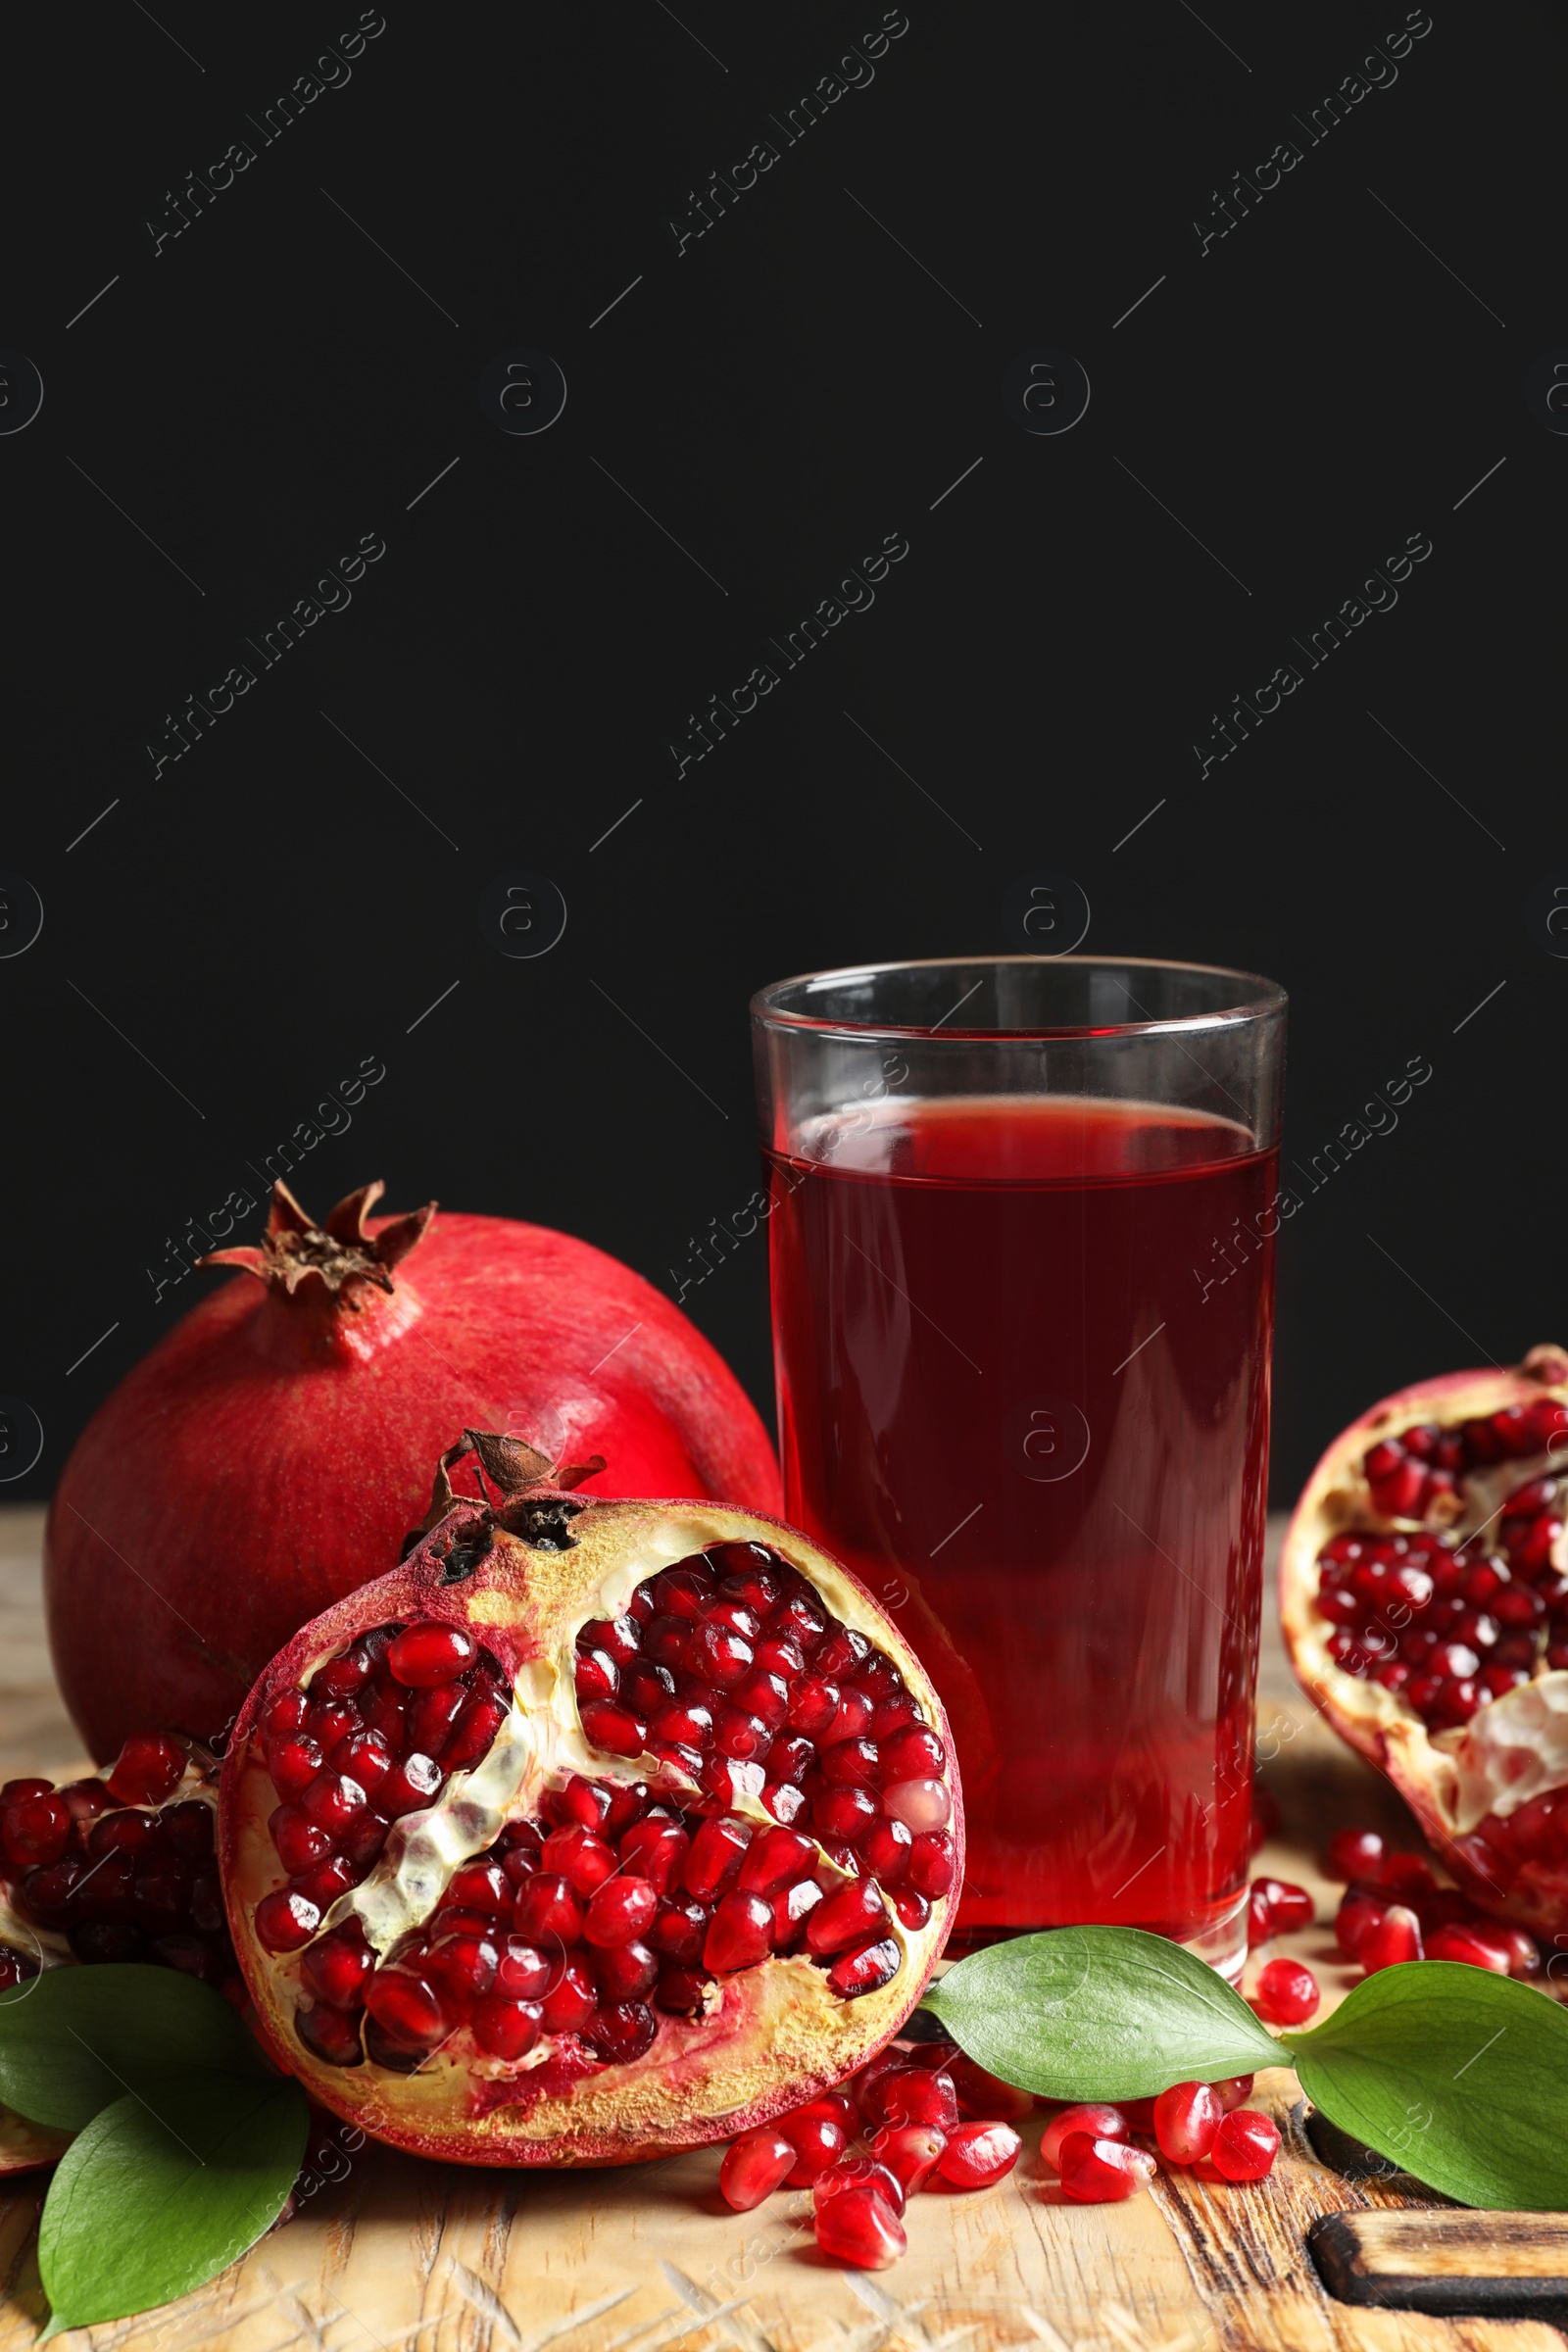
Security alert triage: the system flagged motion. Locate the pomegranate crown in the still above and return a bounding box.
[201,1179,434,1309]
[403,1427,608,1560]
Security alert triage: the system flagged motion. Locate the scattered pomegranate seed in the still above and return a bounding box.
[1042,2103,1130,2170]
[1249,1878,1315,1939]
[1360,1903,1423,1973]
[1213,2075,1254,2111]
[946,2051,1035,2122]
[935,2119,1021,2188]
[1377,1852,1439,1902]
[813,2182,906,2268]
[814,2156,906,2218]
[1336,1886,1387,1957]
[720,2128,796,2211]
[1252,1957,1319,2025]
[1210,2108,1280,2181]
[1057,2132,1156,2203]
[778,2110,848,2185]
[1153,2082,1222,2165]
[1426,1922,1511,1973]
[870,2122,947,2191]
[1325,1827,1386,1882]
[881,2069,958,2132]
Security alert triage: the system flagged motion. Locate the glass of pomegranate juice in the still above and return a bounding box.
[752,957,1287,1978]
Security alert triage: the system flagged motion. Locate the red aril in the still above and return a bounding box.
[870,2122,947,2192]
[1281,1347,1568,1938]
[1360,1904,1423,1973]
[720,2129,796,2211]
[947,2051,1034,2123]
[1325,1828,1386,1882]
[1042,2103,1130,2171]
[814,2156,906,2218]
[1336,1886,1387,1958]
[1210,2109,1280,2181]
[1249,1878,1314,1938]
[221,1434,962,2167]
[1152,2082,1221,2165]
[813,2183,906,2269]
[1214,2075,1255,2111]
[1252,1957,1320,2024]
[1426,1922,1511,1972]
[1057,2133,1156,2203]
[881,2069,958,2132]
[47,1179,783,1758]
[936,2120,1021,2188]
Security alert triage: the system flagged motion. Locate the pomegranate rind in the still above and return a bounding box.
[221,1494,963,2167]
[1280,1351,1568,1931]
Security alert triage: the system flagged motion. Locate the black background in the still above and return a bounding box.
[3,0,1562,1507]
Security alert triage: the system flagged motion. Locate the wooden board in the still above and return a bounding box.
[0,1507,1558,2352]
[1310,2212,1568,2323]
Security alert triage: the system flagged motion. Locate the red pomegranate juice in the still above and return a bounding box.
[765,1095,1277,1960]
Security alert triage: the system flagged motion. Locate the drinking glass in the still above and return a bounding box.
[752,956,1287,1979]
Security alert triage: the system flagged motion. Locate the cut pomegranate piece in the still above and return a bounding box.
[1252,1957,1320,2024]
[1281,1347,1568,1938]
[1210,2108,1280,2181]
[221,1439,962,2167]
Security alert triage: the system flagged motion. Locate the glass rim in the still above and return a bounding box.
[750,955,1288,1043]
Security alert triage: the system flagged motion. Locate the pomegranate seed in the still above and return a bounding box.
[871,2122,947,2191]
[654,1963,709,2014]
[578,1701,649,1757]
[794,2089,858,2134]
[1214,2074,1254,2111]
[651,1897,709,1962]
[582,2001,658,2064]
[1,1795,69,1869]
[814,1786,879,1841]
[1252,1957,1319,2024]
[365,1965,452,2048]
[712,1708,773,1763]
[706,1597,761,1641]
[301,1771,368,1836]
[293,1856,357,1909]
[754,1636,806,1680]
[327,1730,393,1793]
[814,2156,906,2218]
[426,1930,501,2010]
[314,1650,372,1698]
[268,1735,324,1802]
[262,1690,310,1741]
[1042,2103,1130,2170]
[1210,2108,1280,2181]
[736,1826,815,1896]
[821,1739,881,1788]
[1337,1886,1387,1957]
[585,1878,660,1948]
[297,2001,364,2067]
[621,1666,675,1721]
[105,1735,185,1808]
[495,1937,552,1998]
[938,2119,1021,2188]
[763,1732,815,1786]
[814,1623,870,1680]
[882,1778,952,1833]
[947,2053,1035,2122]
[1252,1878,1314,1936]
[828,1936,900,1998]
[652,1564,715,1621]
[340,1812,390,1873]
[256,1887,321,1952]
[684,1817,750,1901]
[575,1651,619,1705]
[704,1889,774,1972]
[590,1938,659,2001]
[907,1831,956,1898]
[472,1994,543,2058]
[1058,2132,1156,2202]
[1361,1903,1423,1972]
[270,1805,333,1876]
[386,1623,478,1688]
[543,1826,618,1895]
[86,1808,159,1859]
[445,1861,510,1915]
[1326,1828,1386,1881]
[882,2069,957,2131]
[828,1689,877,1743]
[514,1873,585,1943]
[720,2127,796,2210]
[539,1957,598,2032]
[808,1877,890,1955]
[1493,1924,1543,1977]
[779,2111,848,2184]
[858,1817,912,1883]
[616,1817,688,1893]
[787,1677,841,1739]
[813,2183,906,2269]
[1426,1922,1511,1972]
[732,1668,791,1730]
[379,1752,444,1818]
[301,1924,372,2009]
[1153,2082,1222,2164]
[687,1622,754,1689]
[444,1697,509,1769]
[1377,1852,1439,1901]
[772,1877,823,1944]
[880,1727,946,1781]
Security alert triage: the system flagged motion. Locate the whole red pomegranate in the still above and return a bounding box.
[220,1433,961,2165]
[47,1182,781,1760]
[1281,1344,1568,1936]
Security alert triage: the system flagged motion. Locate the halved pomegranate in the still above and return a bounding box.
[221,1434,961,2165]
[1281,1345,1568,1934]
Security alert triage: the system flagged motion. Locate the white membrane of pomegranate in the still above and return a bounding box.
[244,1512,956,2097]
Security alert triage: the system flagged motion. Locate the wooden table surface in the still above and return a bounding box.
[0,1508,1554,2352]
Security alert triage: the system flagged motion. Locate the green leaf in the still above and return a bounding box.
[38,2068,309,2336]
[1287,1960,1568,2211]
[0,1965,269,2131]
[921,1928,1280,2097]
